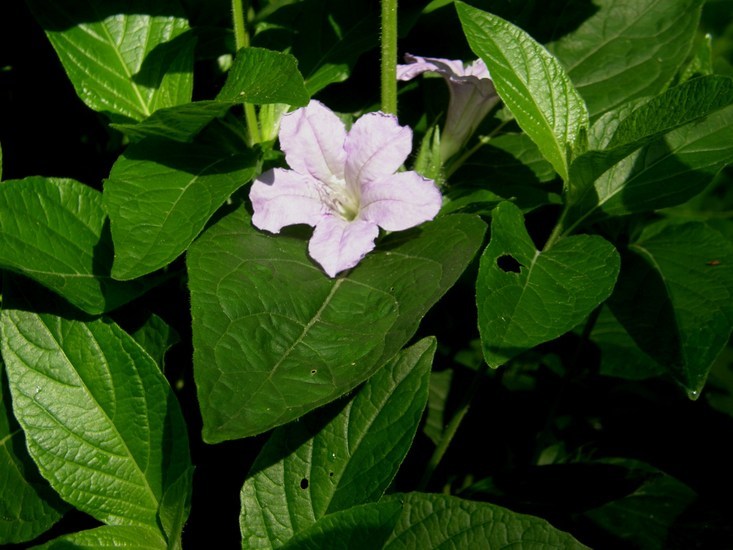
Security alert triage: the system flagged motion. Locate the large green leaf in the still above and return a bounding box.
[382,492,589,548]
[549,0,704,119]
[26,0,194,123]
[104,135,259,280]
[34,525,167,549]
[188,208,485,442]
[0,310,192,537]
[608,221,733,397]
[457,2,589,182]
[589,307,664,381]
[110,101,234,143]
[0,177,156,314]
[590,102,733,218]
[0,366,66,544]
[477,202,620,367]
[565,76,733,232]
[583,459,696,550]
[240,338,434,548]
[112,47,309,142]
[279,502,402,550]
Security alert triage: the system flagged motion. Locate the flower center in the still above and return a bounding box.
[317,177,360,221]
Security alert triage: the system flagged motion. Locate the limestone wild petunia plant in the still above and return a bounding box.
[249,100,443,277]
[397,54,500,163]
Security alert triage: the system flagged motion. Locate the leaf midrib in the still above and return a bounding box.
[22,313,160,519]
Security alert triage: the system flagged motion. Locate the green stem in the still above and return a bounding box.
[232,0,261,145]
[542,207,567,251]
[444,119,510,179]
[381,0,398,115]
[418,363,489,491]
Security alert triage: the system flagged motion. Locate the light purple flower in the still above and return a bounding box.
[249,100,443,278]
[397,53,500,161]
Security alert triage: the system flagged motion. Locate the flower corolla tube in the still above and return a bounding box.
[397,53,500,161]
[249,100,443,278]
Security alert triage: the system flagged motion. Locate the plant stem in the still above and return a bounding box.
[232,0,261,145]
[444,119,510,179]
[381,0,398,115]
[418,363,489,491]
[542,207,567,251]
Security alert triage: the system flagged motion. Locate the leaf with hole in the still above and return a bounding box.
[477,201,620,367]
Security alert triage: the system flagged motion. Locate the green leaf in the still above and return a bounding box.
[608,221,733,396]
[253,0,379,95]
[240,339,434,548]
[157,466,194,550]
[188,208,485,442]
[111,101,234,142]
[587,102,733,219]
[477,202,620,367]
[104,136,259,280]
[0,310,191,533]
[0,177,157,314]
[0,366,66,544]
[382,492,588,548]
[33,525,167,549]
[549,0,704,119]
[131,313,180,371]
[584,459,696,550]
[279,502,403,550]
[457,2,589,181]
[589,307,664,381]
[424,369,453,446]
[474,133,557,184]
[566,75,733,226]
[677,33,714,84]
[111,47,308,142]
[217,47,309,105]
[26,0,194,123]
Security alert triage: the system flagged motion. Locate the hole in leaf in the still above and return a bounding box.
[329,471,334,477]
[497,254,522,273]
[310,369,317,375]
[300,478,309,489]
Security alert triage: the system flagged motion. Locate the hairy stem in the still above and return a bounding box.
[381,0,398,115]
[232,0,261,145]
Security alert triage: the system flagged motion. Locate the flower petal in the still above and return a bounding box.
[279,100,347,184]
[396,53,467,80]
[359,171,442,231]
[308,216,379,277]
[250,168,325,233]
[344,112,412,189]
